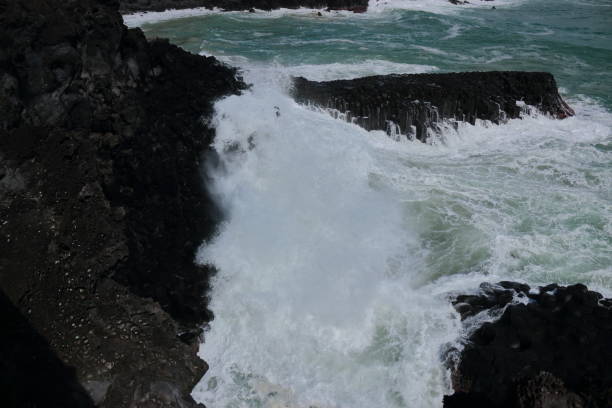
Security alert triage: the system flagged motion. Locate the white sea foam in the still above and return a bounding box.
[413,45,450,56]
[198,49,438,80]
[122,4,611,407]
[281,60,438,80]
[213,58,438,81]
[192,68,465,408]
[192,62,612,408]
[123,0,527,28]
[123,7,359,28]
[442,24,462,40]
[365,96,612,293]
[519,27,555,36]
[246,7,362,18]
[122,7,219,27]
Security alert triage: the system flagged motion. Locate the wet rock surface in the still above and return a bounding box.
[292,72,574,142]
[0,0,244,406]
[119,0,369,13]
[445,282,612,408]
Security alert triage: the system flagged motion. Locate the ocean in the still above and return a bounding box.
[125,1,612,406]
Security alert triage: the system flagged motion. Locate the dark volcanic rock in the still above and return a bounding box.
[119,0,369,13]
[292,72,574,142]
[515,372,585,408]
[0,290,95,408]
[445,282,612,408]
[0,0,244,406]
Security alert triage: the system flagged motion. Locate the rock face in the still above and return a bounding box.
[119,0,369,13]
[1,291,95,408]
[0,0,244,406]
[292,72,574,142]
[445,282,612,408]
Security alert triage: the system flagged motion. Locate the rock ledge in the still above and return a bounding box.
[445,282,612,408]
[0,0,244,406]
[293,72,574,142]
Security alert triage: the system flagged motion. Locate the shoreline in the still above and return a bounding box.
[1,1,610,407]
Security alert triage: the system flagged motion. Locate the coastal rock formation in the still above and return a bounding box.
[0,0,244,406]
[119,0,369,13]
[444,282,612,408]
[292,72,574,142]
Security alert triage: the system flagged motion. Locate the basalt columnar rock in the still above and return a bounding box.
[292,72,574,142]
[119,0,369,13]
[444,282,612,408]
[0,0,244,406]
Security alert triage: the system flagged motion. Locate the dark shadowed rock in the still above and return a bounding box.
[0,0,244,406]
[292,72,574,142]
[445,282,612,408]
[0,290,95,408]
[516,372,584,408]
[443,392,495,408]
[119,0,369,13]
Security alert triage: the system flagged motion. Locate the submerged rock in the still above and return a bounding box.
[292,72,574,142]
[0,0,244,406]
[119,0,369,13]
[445,282,612,408]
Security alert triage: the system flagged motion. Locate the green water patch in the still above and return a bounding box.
[140,0,612,108]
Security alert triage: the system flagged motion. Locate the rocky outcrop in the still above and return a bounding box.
[119,0,369,13]
[0,0,244,406]
[1,291,95,408]
[292,72,574,142]
[444,282,612,408]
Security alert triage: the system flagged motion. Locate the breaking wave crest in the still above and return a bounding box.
[192,64,612,407]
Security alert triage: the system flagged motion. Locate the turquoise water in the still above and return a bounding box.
[128,2,612,407]
[138,0,612,108]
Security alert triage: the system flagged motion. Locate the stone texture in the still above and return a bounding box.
[292,72,574,142]
[445,282,612,408]
[0,0,245,406]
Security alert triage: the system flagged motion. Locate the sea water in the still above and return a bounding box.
[125,1,612,406]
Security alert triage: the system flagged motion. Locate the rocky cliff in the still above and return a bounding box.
[0,0,244,406]
[293,72,574,142]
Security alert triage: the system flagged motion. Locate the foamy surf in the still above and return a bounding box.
[123,6,358,28]
[191,61,612,408]
[192,67,463,408]
[130,4,612,407]
[367,0,527,14]
[206,57,438,81]
[122,0,527,28]
[122,7,219,27]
